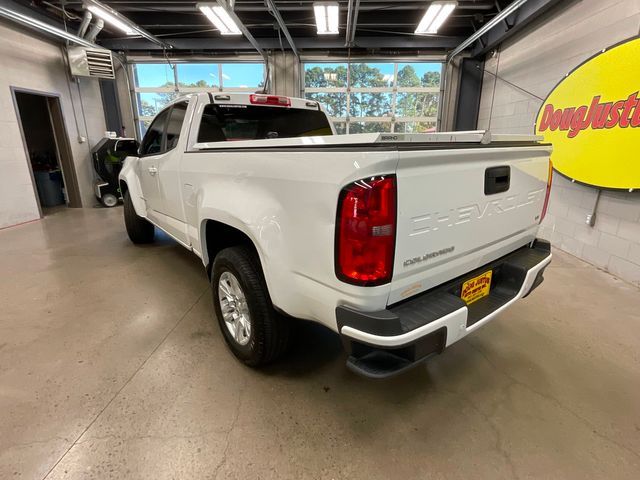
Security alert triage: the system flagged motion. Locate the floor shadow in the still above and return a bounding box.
[260,318,345,378]
[129,227,183,248]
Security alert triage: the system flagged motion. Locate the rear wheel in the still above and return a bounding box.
[212,246,291,366]
[123,190,154,244]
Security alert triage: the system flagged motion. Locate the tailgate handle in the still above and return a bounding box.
[485,166,510,195]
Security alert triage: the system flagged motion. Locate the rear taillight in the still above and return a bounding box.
[249,94,291,107]
[540,160,553,223]
[336,175,396,286]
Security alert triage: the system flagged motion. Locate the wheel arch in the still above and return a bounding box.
[200,218,264,281]
[118,160,146,217]
[119,179,129,196]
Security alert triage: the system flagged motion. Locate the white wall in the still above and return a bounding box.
[0,20,107,228]
[477,0,640,286]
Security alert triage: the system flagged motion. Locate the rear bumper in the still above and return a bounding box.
[337,239,552,378]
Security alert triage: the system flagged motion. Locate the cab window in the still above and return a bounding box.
[197,104,333,143]
[139,108,170,156]
[166,101,188,151]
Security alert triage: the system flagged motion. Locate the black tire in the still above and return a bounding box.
[212,246,291,366]
[123,190,155,244]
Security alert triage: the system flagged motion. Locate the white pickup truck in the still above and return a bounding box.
[119,92,553,378]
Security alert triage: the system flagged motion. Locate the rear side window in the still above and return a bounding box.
[166,101,188,151]
[197,104,333,143]
[139,108,170,155]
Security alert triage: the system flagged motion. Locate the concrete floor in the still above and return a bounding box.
[1,207,640,480]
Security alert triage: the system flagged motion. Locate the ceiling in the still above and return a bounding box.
[15,0,512,56]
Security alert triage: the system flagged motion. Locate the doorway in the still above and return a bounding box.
[13,89,81,215]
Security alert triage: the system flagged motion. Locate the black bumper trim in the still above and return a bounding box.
[338,239,551,378]
[346,327,447,379]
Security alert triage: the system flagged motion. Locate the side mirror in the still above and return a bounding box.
[114,139,140,157]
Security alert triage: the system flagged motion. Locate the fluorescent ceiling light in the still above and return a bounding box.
[198,4,242,36]
[82,0,171,48]
[313,2,339,35]
[415,1,457,34]
[86,4,136,35]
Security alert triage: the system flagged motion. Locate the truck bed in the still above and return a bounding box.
[191,129,551,308]
[193,130,546,151]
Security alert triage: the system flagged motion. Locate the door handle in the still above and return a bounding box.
[148,166,158,176]
[484,166,510,195]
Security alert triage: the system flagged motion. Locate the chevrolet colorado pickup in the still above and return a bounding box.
[119,92,553,378]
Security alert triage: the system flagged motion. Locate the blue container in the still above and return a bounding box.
[34,170,65,207]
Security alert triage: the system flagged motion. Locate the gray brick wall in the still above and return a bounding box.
[477,0,640,286]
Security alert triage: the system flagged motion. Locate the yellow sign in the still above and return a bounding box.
[461,270,492,305]
[535,36,640,190]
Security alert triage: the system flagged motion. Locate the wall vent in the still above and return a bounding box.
[67,47,115,79]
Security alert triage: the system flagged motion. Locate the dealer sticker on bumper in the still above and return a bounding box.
[461,270,493,305]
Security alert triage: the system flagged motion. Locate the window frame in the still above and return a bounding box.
[132,61,265,138]
[301,60,443,134]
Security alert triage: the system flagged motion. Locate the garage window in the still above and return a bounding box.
[303,61,441,134]
[132,62,265,136]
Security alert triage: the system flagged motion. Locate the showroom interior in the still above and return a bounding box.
[0,0,639,478]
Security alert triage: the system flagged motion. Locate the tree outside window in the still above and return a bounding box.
[133,63,265,136]
[304,61,441,134]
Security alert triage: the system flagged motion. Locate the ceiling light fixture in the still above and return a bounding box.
[82,0,171,48]
[313,2,339,35]
[197,3,242,36]
[415,1,457,35]
[85,3,135,35]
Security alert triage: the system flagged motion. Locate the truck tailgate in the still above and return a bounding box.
[389,144,551,305]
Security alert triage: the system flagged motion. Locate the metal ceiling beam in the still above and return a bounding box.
[446,0,529,62]
[133,21,479,30]
[0,3,102,49]
[264,0,299,60]
[213,0,269,90]
[121,10,485,29]
[55,1,497,12]
[469,0,564,57]
[213,0,267,61]
[98,35,466,51]
[345,0,360,47]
